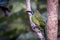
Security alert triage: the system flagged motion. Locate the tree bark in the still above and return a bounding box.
[46,0,58,40]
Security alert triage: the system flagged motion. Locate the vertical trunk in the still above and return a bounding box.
[46,0,58,40]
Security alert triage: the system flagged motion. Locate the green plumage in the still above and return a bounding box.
[31,10,45,29]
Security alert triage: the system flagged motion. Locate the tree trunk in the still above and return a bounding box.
[46,0,58,40]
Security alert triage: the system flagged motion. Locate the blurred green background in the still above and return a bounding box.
[0,0,60,40]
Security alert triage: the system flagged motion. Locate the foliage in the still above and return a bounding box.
[0,0,59,40]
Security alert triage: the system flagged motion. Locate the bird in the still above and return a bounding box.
[31,10,45,29]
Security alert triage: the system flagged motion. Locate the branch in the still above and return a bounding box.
[26,0,45,40]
